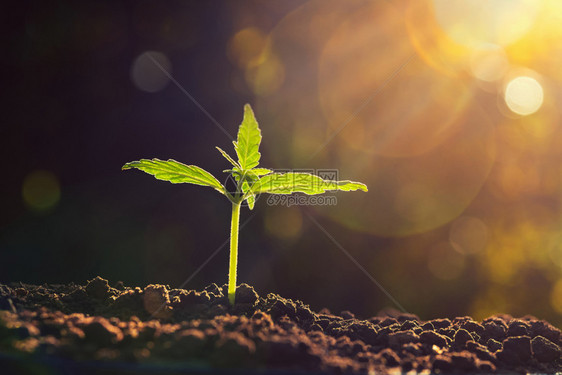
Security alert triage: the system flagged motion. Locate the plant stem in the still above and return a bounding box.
[228,201,241,305]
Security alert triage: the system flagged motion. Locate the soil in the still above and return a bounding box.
[1,277,561,374]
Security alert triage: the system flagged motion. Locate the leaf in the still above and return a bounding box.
[233,104,262,170]
[216,147,240,169]
[253,172,368,195]
[246,194,256,210]
[242,181,255,210]
[243,170,264,183]
[250,168,273,176]
[122,159,225,194]
[227,167,269,184]
[224,168,244,183]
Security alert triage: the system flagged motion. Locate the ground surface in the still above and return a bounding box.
[1,277,561,374]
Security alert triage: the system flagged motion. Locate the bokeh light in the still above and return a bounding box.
[504,76,544,116]
[228,27,285,96]
[548,235,562,269]
[449,216,488,255]
[22,170,61,213]
[130,51,172,93]
[264,207,302,240]
[432,0,539,48]
[227,27,268,68]
[469,46,509,82]
[244,50,285,97]
[550,279,562,314]
[427,242,465,280]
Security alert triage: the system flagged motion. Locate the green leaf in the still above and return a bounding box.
[250,168,273,176]
[224,168,244,183]
[242,181,255,210]
[226,167,269,184]
[122,159,225,194]
[243,170,262,182]
[233,104,262,170]
[253,172,368,195]
[246,194,255,210]
[216,147,240,169]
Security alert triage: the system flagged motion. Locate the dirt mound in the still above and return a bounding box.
[1,277,561,374]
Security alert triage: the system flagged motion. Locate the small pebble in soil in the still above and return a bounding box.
[85,277,110,299]
[531,335,561,362]
[487,338,503,352]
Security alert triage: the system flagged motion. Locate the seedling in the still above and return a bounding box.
[123,104,367,305]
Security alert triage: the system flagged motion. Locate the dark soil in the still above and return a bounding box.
[1,277,561,374]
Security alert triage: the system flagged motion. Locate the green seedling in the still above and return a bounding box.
[123,104,367,305]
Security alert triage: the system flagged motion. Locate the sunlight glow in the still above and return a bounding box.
[319,4,471,158]
[237,0,562,325]
[504,76,544,116]
[432,0,539,48]
[469,46,509,82]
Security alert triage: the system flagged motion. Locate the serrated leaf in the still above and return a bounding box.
[122,158,225,194]
[233,104,261,170]
[253,172,368,195]
[216,147,240,168]
[246,194,255,210]
[242,181,255,210]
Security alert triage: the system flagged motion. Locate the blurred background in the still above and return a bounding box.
[3,0,562,325]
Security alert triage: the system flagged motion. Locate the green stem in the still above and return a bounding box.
[228,201,241,305]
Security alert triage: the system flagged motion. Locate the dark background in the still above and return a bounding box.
[2,0,562,325]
